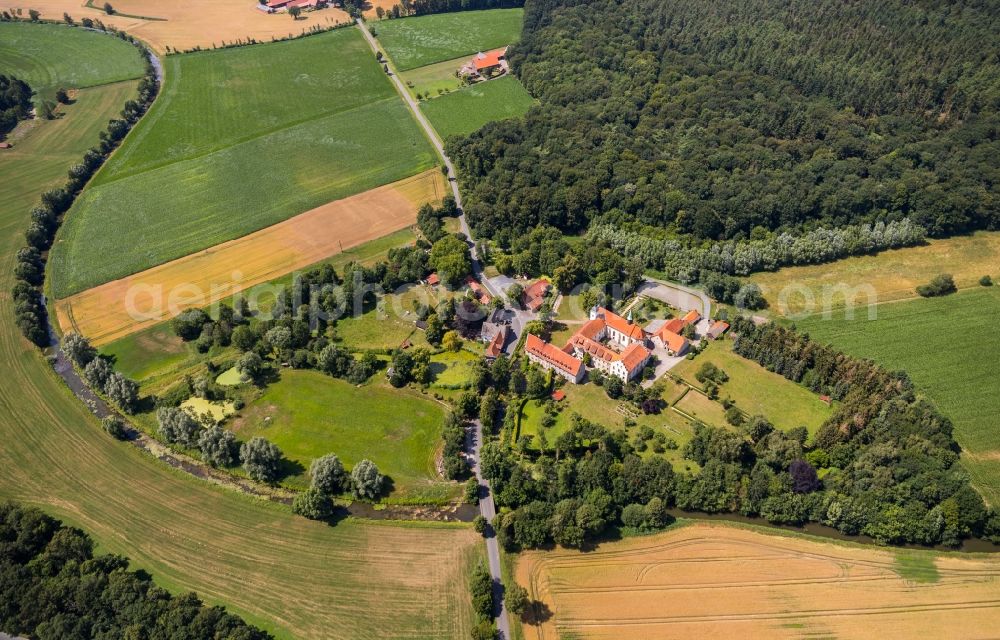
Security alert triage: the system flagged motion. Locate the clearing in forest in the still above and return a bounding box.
[516,523,1000,640]
[421,75,535,139]
[55,169,445,345]
[373,8,523,70]
[49,26,438,297]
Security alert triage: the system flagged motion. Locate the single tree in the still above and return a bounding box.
[310,453,348,494]
[350,459,384,500]
[237,351,264,381]
[157,406,201,447]
[288,5,301,19]
[62,332,96,367]
[504,582,529,616]
[197,425,238,467]
[104,372,139,414]
[102,2,114,14]
[473,514,488,535]
[240,437,283,483]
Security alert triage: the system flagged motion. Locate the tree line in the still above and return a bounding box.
[0,500,273,639]
[449,0,998,245]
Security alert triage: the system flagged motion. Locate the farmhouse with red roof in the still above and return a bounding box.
[460,47,510,79]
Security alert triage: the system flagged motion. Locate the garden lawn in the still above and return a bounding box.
[421,75,535,139]
[671,339,833,433]
[398,54,470,99]
[373,8,523,70]
[232,370,457,502]
[50,27,438,297]
[518,382,696,468]
[0,32,479,638]
[794,286,1000,506]
[0,22,145,103]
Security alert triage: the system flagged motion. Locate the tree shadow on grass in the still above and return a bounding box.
[278,456,306,481]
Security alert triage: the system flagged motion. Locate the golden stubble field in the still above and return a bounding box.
[55,168,445,344]
[3,0,351,53]
[516,523,1000,640]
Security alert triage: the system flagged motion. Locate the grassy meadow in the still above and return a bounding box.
[50,27,438,297]
[671,339,833,433]
[794,286,1000,505]
[231,370,456,502]
[421,75,535,139]
[0,22,145,103]
[373,8,524,70]
[752,231,1000,316]
[0,25,482,639]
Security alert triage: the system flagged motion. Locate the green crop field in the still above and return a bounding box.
[421,75,535,139]
[794,286,1000,506]
[49,27,438,298]
[374,8,524,70]
[0,22,145,103]
[232,370,458,502]
[0,25,480,639]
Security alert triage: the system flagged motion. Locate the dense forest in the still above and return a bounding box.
[0,501,272,639]
[482,318,998,549]
[0,74,32,136]
[450,0,999,243]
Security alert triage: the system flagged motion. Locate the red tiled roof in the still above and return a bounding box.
[567,334,616,363]
[619,342,651,374]
[707,320,729,337]
[659,329,688,354]
[525,334,583,378]
[595,307,645,341]
[576,317,605,340]
[426,273,440,286]
[485,327,507,358]
[660,318,685,335]
[551,390,566,402]
[473,47,507,71]
[682,309,701,325]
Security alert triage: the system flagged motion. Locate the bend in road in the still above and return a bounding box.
[355,19,499,300]
[359,19,511,637]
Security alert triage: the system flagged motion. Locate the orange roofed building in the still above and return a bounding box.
[525,334,585,383]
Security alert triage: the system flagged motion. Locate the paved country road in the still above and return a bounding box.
[466,419,512,640]
[355,19,499,299]
[358,19,512,637]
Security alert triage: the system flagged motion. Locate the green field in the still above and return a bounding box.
[794,286,1000,505]
[421,75,535,139]
[374,8,524,70]
[0,22,145,103]
[0,25,480,639]
[232,370,456,502]
[49,27,438,297]
[671,339,834,433]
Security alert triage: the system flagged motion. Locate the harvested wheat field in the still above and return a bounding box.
[55,169,444,345]
[517,523,1000,640]
[4,0,350,53]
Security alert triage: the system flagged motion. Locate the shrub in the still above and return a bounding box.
[61,332,96,367]
[83,357,113,389]
[172,309,209,341]
[469,560,493,620]
[981,275,994,287]
[292,488,334,520]
[464,478,480,504]
[916,273,957,297]
[473,514,488,534]
[103,372,139,414]
[101,415,128,440]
